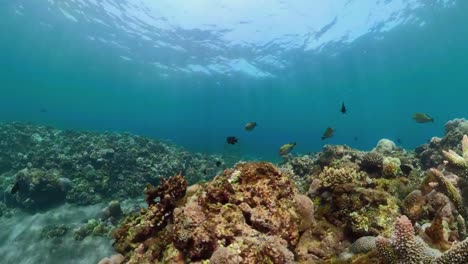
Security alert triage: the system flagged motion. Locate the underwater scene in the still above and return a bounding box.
[1,0,468,263]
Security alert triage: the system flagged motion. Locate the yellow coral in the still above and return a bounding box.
[382,157,402,178]
[318,166,366,188]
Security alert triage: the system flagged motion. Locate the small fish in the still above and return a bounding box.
[279,142,296,156]
[202,169,207,175]
[10,181,20,194]
[354,137,358,141]
[226,136,238,145]
[215,161,222,167]
[340,102,346,114]
[397,138,402,144]
[245,122,257,131]
[40,107,48,113]
[412,113,434,123]
[321,127,334,140]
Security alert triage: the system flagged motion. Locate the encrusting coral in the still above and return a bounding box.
[112,162,315,263]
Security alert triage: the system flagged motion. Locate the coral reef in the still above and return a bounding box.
[376,215,468,264]
[360,151,383,172]
[10,168,67,210]
[0,122,221,209]
[112,162,316,263]
[317,166,366,188]
[416,118,468,169]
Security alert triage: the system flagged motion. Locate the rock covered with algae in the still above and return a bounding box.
[0,122,222,209]
[111,162,315,264]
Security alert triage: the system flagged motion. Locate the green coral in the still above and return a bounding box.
[442,134,468,178]
[382,157,402,178]
[427,168,466,218]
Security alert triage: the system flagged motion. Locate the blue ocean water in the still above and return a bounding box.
[1,0,467,162]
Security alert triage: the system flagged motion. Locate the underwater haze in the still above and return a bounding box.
[3,1,468,264]
[1,0,468,160]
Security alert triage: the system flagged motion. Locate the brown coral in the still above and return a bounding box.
[112,174,187,261]
[317,166,366,188]
[113,162,308,263]
[402,190,426,222]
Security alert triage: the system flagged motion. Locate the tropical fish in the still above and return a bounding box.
[10,181,20,194]
[321,127,334,140]
[279,142,296,155]
[226,136,238,145]
[215,160,222,167]
[412,113,434,123]
[397,138,402,144]
[340,102,346,114]
[245,122,257,131]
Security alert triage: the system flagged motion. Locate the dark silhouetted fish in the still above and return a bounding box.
[202,169,207,175]
[40,107,48,113]
[244,122,257,131]
[412,113,434,123]
[215,161,222,167]
[321,127,334,140]
[354,137,358,141]
[11,181,20,194]
[279,142,296,156]
[341,102,346,114]
[226,136,238,145]
[397,138,402,144]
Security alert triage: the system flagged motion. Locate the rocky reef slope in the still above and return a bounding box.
[106,119,468,263]
[0,122,222,211]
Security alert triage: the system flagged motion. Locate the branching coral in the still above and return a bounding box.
[317,166,366,188]
[442,134,468,178]
[426,168,465,218]
[376,215,468,264]
[376,215,440,263]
